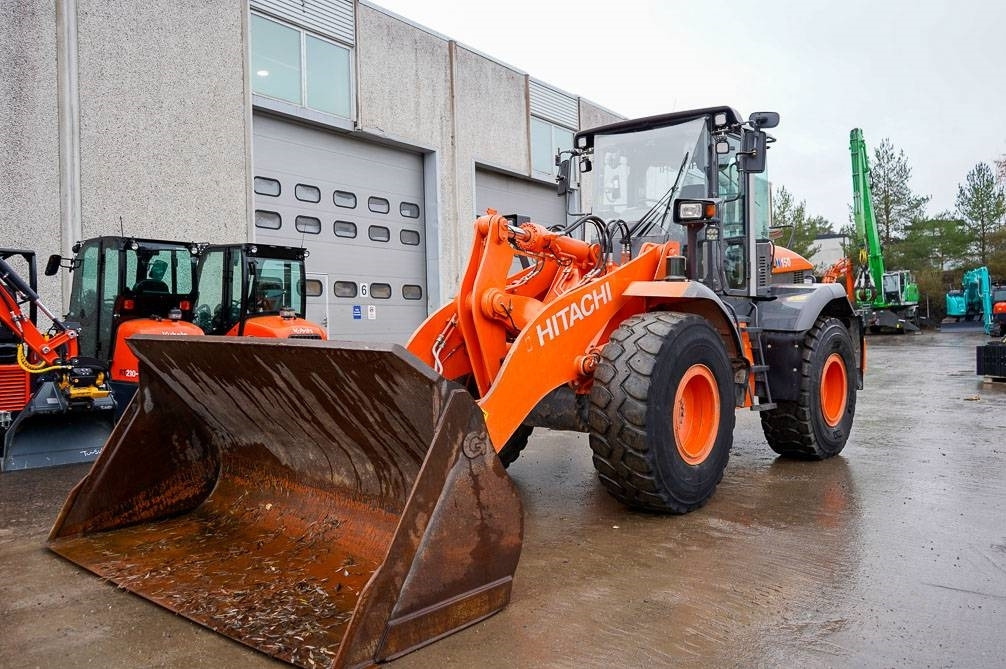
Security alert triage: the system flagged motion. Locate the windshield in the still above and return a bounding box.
[591,117,709,236]
[247,256,305,315]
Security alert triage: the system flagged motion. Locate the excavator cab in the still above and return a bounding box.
[193,243,326,339]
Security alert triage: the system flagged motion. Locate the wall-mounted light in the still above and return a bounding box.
[256,69,269,77]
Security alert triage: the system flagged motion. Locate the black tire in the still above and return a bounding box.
[497,424,533,468]
[588,312,735,514]
[760,317,857,459]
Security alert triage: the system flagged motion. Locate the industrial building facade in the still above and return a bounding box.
[3,0,620,341]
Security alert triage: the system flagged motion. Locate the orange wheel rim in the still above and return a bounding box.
[820,353,848,427]
[672,364,720,465]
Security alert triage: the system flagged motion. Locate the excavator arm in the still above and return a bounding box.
[0,257,80,367]
[850,128,885,302]
[0,256,115,470]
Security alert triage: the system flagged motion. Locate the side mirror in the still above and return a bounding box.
[45,254,62,276]
[739,129,767,173]
[748,111,780,129]
[556,158,572,197]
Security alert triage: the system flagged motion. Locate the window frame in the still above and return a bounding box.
[295,183,321,203]
[250,11,355,121]
[530,115,575,179]
[295,215,322,234]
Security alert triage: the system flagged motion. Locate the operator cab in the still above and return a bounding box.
[194,243,311,336]
[54,237,200,360]
[566,106,777,298]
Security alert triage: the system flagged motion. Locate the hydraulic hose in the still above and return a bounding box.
[17,343,67,375]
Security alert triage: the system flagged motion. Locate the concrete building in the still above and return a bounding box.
[3,0,621,341]
[812,232,850,274]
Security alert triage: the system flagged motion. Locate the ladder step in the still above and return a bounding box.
[744,326,764,334]
[751,364,770,373]
[750,402,777,412]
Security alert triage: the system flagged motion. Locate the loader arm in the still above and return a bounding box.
[408,213,675,448]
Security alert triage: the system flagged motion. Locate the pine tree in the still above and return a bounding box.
[771,186,833,261]
[869,139,929,245]
[955,162,1006,265]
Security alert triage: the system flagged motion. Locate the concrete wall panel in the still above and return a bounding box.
[451,44,528,280]
[356,4,457,301]
[1,0,62,311]
[579,99,623,132]
[75,0,250,244]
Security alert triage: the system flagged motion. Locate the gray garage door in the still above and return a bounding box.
[252,113,427,343]
[475,168,567,229]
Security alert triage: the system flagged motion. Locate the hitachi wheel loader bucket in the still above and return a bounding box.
[48,336,524,668]
[2,382,116,471]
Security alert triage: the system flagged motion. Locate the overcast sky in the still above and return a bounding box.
[373,0,1006,230]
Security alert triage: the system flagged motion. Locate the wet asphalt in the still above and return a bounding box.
[2,326,1004,668]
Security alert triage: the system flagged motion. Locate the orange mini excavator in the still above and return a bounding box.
[0,250,115,470]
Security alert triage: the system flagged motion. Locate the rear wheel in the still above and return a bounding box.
[761,317,857,459]
[588,312,735,514]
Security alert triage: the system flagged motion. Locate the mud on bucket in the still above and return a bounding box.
[48,336,524,668]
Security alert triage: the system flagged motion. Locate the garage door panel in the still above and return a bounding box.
[253,113,426,343]
[475,168,566,229]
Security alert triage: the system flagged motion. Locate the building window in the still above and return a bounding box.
[368,225,390,242]
[295,216,321,234]
[334,221,357,238]
[402,284,423,300]
[250,13,353,120]
[333,281,357,298]
[254,177,281,196]
[370,283,392,299]
[305,35,352,118]
[531,116,574,178]
[334,190,356,208]
[255,210,281,230]
[400,229,421,246]
[304,278,323,297]
[295,184,321,203]
[250,15,301,105]
[368,197,390,214]
[400,202,420,218]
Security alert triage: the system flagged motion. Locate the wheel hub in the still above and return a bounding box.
[672,363,720,465]
[820,352,848,427]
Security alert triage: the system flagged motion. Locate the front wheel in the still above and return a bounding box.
[588,312,735,514]
[761,317,857,459]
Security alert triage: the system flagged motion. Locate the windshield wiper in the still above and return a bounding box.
[631,151,691,238]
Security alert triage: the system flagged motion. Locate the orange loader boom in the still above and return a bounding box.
[409,211,687,448]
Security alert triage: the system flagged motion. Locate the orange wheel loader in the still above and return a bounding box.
[49,107,864,668]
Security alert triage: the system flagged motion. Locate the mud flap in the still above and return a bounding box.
[48,336,524,669]
[2,381,115,471]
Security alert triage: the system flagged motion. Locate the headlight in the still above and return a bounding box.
[677,202,704,220]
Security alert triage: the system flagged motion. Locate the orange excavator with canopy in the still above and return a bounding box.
[49,107,864,668]
[0,251,115,470]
